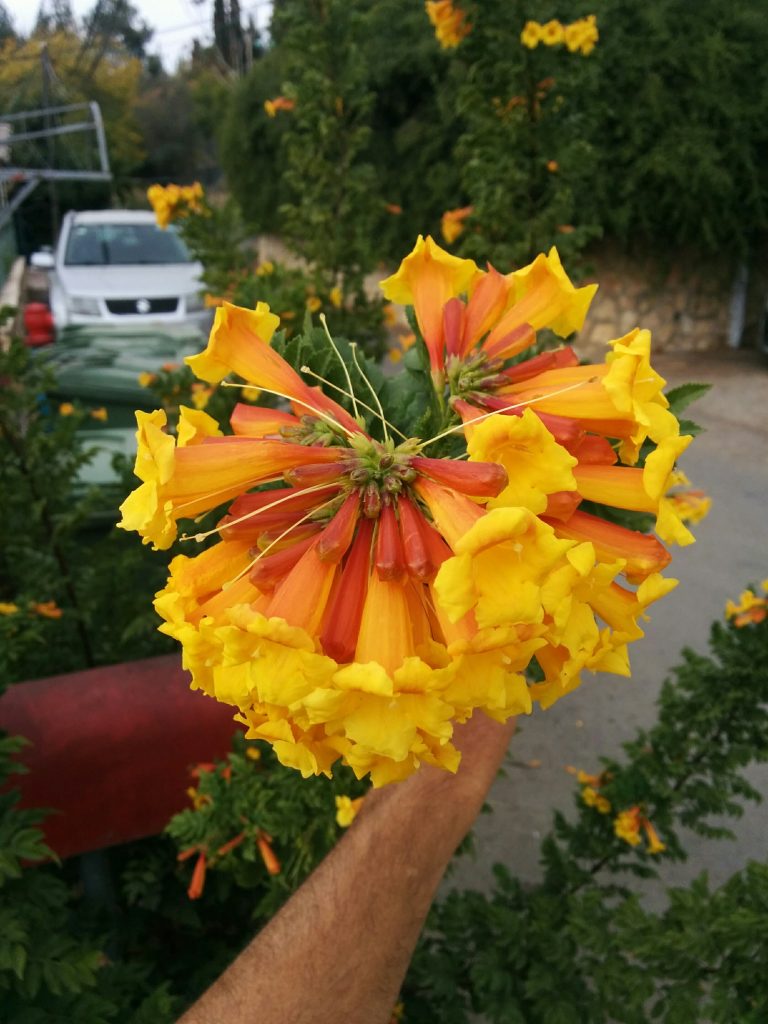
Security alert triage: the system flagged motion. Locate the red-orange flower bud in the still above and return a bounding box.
[411,456,507,498]
[375,504,406,581]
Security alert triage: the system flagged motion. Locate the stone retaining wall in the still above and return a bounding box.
[575,242,735,357]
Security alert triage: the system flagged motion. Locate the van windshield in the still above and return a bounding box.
[64,223,193,266]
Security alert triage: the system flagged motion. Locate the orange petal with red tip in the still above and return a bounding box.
[320,519,374,663]
[168,439,343,500]
[544,490,582,521]
[379,236,479,374]
[482,322,536,362]
[463,395,583,447]
[462,264,510,354]
[283,462,349,487]
[421,521,453,572]
[443,297,466,357]
[187,301,287,388]
[231,403,298,437]
[220,484,339,541]
[188,302,360,436]
[257,523,322,551]
[546,509,671,582]
[398,496,434,580]
[266,542,337,633]
[375,504,406,581]
[502,345,579,384]
[414,478,485,550]
[317,492,361,562]
[566,434,617,465]
[250,533,320,591]
[412,456,507,498]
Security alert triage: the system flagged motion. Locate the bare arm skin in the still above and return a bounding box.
[179,713,516,1024]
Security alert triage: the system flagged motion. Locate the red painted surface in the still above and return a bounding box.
[0,655,240,859]
[23,303,55,346]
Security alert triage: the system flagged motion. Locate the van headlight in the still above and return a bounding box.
[68,296,101,316]
[185,291,205,313]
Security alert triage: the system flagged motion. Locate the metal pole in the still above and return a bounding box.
[40,44,60,241]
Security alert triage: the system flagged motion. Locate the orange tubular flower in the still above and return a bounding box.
[121,299,563,787]
[441,205,474,245]
[264,96,295,117]
[425,0,472,49]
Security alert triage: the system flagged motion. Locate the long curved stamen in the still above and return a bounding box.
[299,364,409,442]
[179,482,339,543]
[349,342,390,444]
[319,312,360,421]
[220,381,357,439]
[173,476,284,518]
[418,378,597,450]
[222,496,341,589]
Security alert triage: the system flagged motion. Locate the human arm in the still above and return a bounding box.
[179,712,515,1024]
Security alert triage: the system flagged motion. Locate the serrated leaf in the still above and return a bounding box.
[665,383,711,415]
[677,417,705,436]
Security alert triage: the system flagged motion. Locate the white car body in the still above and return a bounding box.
[42,209,212,332]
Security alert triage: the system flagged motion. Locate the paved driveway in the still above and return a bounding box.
[450,349,768,900]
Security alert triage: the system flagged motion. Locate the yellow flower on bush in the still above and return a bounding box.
[425,0,471,49]
[31,600,63,620]
[91,407,108,422]
[306,295,323,313]
[614,806,666,853]
[521,20,543,48]
[441,205,474,245]
[335,795,364,827]
[256,261,275,276]
[0,602,19,615]
[581,786,611,814]
[725,584,768,628]
[665,470,712,527]
[147,182,205,229]
[190,383,213,411]
[264,96,295,117]
[329,285,343,309]
[138,372,157,388]
[540,20,565,46]
[59,402,75,416]
[576,770,612,812]
[565,15,599,56]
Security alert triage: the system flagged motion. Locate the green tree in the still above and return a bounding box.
[582,0,768,257]
[272,0,381,296]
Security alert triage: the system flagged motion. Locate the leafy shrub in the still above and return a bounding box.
[403,600,768,1022]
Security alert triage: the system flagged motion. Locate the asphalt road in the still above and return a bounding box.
[448,349,768,903]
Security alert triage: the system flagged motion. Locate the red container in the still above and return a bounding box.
[0,655,239,859]
[23,302,55,346]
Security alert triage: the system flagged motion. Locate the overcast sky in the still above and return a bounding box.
[5,0,272,69]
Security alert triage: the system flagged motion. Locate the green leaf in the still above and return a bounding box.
[665,383,711,416]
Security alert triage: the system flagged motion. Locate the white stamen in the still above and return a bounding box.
[179,482,339,543]
[349,342,390,443]
[319,313,360,421]
[222,495,340,590]
[300,363,408,442]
